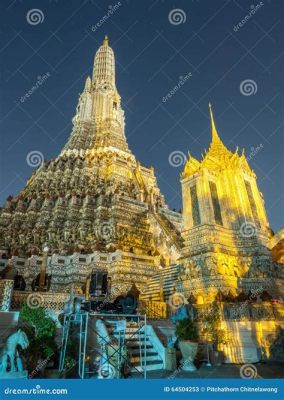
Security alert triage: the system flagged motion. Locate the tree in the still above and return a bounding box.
[19,304,57,375]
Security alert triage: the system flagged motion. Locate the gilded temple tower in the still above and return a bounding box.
[179,104,276,304]
[182,104,269,234]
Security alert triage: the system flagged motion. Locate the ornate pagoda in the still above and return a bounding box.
[177,103,283,303]
[0,36,182,294]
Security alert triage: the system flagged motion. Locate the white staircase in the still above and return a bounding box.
[107,321,164,372]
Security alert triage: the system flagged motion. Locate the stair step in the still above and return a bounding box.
[130,350,158,356]
[130,355,159,363]
[104,321,165,372]
[131,359,163,367]
[112,335,147,339]
[112,328,145,333]
[127,342,154,349]
[114,336,150,341]
[131,361,164,371]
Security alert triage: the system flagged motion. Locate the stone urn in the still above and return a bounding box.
[209,349,224,366]
[179,340,198,371]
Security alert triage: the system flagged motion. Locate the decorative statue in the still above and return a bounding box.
[0,329,29,376]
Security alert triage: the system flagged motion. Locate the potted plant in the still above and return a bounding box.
[175,318,199,371]
[202,307,226,366]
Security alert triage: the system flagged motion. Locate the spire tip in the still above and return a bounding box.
[103,35,109,46]
[208,102,219,142]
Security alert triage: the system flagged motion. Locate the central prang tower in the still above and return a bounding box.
[63,36,129,153]
[0,37,183,294]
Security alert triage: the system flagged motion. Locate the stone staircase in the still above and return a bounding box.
[106,321,164,372]
[140,264,181,302]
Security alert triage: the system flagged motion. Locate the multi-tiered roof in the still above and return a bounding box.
[0,37,182,260]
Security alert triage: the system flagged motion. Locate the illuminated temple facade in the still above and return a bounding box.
[0,37,283,301]
[178,104,281,303]
[0,36,283,363]
[0,36,183,294]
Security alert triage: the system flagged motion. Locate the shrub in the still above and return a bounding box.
[19,304,58,374]
[175,318,199,341]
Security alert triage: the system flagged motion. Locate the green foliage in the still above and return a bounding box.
[19,304,58,373]
[201,306,227,348]
[175,318,199,341]
[64,355,76,371]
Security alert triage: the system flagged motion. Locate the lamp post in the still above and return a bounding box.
[39,245,49,291]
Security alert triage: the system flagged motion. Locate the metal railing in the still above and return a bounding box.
[59,312,148,379]
[138,300,168,320]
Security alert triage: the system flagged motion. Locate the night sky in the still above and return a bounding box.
[0,0,283,231]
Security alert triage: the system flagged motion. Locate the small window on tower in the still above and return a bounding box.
[244,179,260,227]
[209,181,223,225]
[190,185,201,226]
[113,102,117,110]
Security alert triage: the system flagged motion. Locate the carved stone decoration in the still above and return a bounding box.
[0,280,14,311]
[0,38,183,291]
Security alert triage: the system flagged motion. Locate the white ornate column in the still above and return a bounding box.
[0,279,14,311]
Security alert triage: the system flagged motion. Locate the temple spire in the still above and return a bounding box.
[103,35,109,46]
[202,102,233,161]
[209,102,221,143]
[92,35,115,86]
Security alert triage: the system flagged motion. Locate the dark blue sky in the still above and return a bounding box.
[0,0,283,231]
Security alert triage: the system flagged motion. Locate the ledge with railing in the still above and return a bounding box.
[138,300,168,320]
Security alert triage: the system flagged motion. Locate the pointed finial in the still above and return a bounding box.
[103,35,109,46]
[84,76,91,92]
[209,102,220,142]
